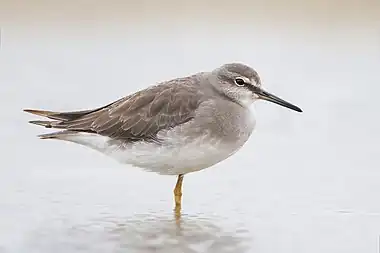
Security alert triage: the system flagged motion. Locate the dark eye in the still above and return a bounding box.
[234,78,245,86]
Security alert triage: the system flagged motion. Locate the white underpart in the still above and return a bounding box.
[57,110,255,175]
[59,132,242,175]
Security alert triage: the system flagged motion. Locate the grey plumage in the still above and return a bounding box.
[24,62,301,174]
[24,63,261,141]
[26,74,207,142]
[23,62,302,211]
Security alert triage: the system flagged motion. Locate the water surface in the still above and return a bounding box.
[0,4,379,252]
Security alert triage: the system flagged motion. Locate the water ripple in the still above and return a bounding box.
[21,213,251,253]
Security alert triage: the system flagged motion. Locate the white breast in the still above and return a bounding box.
[104,132,246,175]
[108,109,255,175]
[56,106,256,175]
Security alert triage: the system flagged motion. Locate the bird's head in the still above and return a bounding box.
[211,63,302,112]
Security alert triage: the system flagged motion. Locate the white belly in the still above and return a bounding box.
[55,107,256,175]
[58,128,253,175]
[107,134,245,175]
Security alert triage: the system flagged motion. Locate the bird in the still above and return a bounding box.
[24,63,302,213]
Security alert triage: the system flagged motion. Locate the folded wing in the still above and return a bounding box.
[24,77,204,142]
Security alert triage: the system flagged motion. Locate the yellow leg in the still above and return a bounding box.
[173,174,184,213]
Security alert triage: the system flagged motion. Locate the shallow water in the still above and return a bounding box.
[1,3,380,252]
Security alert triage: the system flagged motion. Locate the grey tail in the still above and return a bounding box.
[28,120,58,128]
[37,130,80,140]
[23,108,99,121]
[23,98,120,122]
[23,108,102,139]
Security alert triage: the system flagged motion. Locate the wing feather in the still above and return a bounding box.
[56,75,204,142]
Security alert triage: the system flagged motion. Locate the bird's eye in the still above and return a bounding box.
[234,78,245,86]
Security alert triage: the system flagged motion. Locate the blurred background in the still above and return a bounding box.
[0,0,379,252]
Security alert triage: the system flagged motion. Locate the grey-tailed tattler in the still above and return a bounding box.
[24,63,302,212]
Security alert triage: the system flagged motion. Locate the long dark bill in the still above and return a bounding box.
[257,89,302,112]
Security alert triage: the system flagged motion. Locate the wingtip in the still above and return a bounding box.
[28,120,53,128]
[38,134,54,140]
[23,108,36,113]
[37,130,77,140]
[23,109,55,117]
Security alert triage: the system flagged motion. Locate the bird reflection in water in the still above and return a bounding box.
[26,212,251,253]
